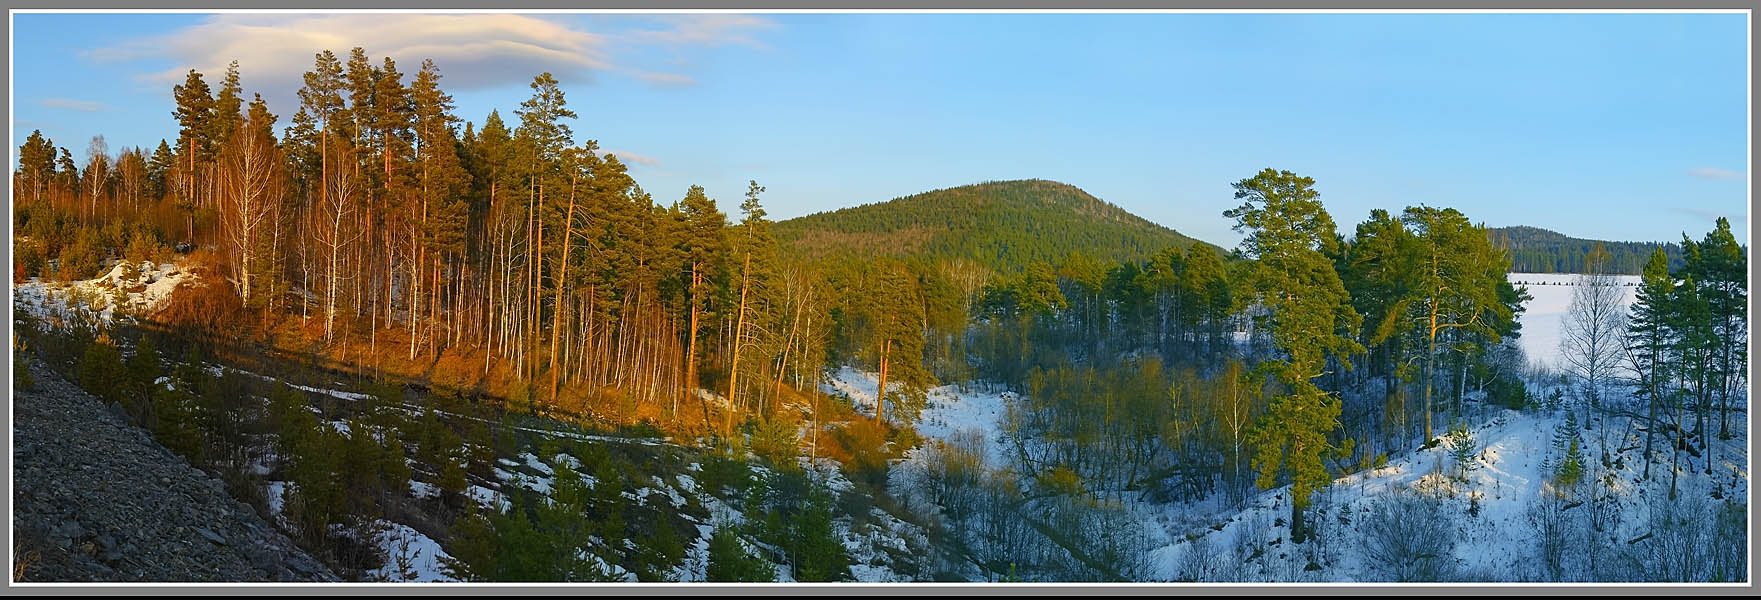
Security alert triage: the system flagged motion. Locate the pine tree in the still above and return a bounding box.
[869,260,931,424]
[411,58,470,357]
[677,184,728,418]
[17,130,57,203]
[1342,209,1415,383]
[171,69,213,240]
[56,148,78,204]
[726,180,779,430]
[1401,205,1510,441]
[1226,168,1362,543]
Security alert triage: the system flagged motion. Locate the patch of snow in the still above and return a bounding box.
[12,260,191,328]
[266,481,289,520]
[409,480,439,500]
[371,521,456,582]
[466,485,511,513]
[521,452,555,476]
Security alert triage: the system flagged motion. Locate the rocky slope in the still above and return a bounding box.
[11,357,336,582]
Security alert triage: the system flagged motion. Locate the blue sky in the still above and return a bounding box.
[11,11,1749,247]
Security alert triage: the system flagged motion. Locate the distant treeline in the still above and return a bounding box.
[1489,226,1689,275]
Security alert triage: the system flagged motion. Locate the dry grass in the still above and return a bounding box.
[12,540,41,581]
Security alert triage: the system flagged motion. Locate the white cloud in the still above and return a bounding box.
[595,148,660,167]
[39,98,109,112]
[1688,167,1742,180]
[86,13,777,115]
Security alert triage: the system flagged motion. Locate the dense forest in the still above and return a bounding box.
[774,179,1214,274]
[10,49,1750,583]
[1488,226,1688,275]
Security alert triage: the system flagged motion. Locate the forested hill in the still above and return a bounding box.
[774,179,1218,272]
[1488,226,1688,275]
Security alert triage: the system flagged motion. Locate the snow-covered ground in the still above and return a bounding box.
[823,367,1014,468]
[1508,273,1640,371]
[13,260,191,326]
[371,521,456,582]
[1147,402,1747,582]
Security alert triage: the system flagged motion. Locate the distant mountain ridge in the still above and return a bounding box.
[774,179,1219,272]
[1488,226,1686,275]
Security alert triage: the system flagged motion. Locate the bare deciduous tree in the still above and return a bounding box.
[1559,243,1627,429]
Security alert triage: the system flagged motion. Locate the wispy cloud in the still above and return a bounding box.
[1689,167,1743,180]
[85,13,778,115]
[625,70,697,87]
[39,98,109,112]
[620,14,779,49]
[1671,206,1743,221]
[596,148,661,167]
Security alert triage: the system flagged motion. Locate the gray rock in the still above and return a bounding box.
[58,520,86,540]
[194,527,227,546]
[12,361,336,582]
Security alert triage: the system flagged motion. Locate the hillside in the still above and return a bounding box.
[1489,226,1685,275]
[11,357,337,582]
[775,179,1217,272]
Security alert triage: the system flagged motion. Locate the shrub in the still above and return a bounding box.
[788,487,851,582]
[1038,465,1086,497]
[705,524,773,582]
[634,516,685,582]
[616,419,665,440]
[123,229,160,265]
[124,334,162,424]
[749,415,799,469]
[1487,372,1531,411]
[78,333,127,404]
[1362,491,1457,581]
[58,227,104,281]
[700,448,756,498]
[829,418,891,483]
[16,242,44,280]
[156,280,244,336]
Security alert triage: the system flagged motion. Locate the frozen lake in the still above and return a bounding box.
[1507,272,1640,371]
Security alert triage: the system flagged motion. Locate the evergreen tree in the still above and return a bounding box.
[1225,168,1362,543]
[17,130,57,203]
[170,69,213,240]
[1401,205,1510,441]
[1626,248,1674,480]
[869,259,931,424]
[207,61,244,152]
[726,180,780,429]
[146,140,175,203]
[677,184,728,407]
[705,524,773,582]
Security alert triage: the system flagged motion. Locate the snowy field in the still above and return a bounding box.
[1508,273,1640,371]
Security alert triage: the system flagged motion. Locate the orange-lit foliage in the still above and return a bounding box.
[829,418,892,478]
